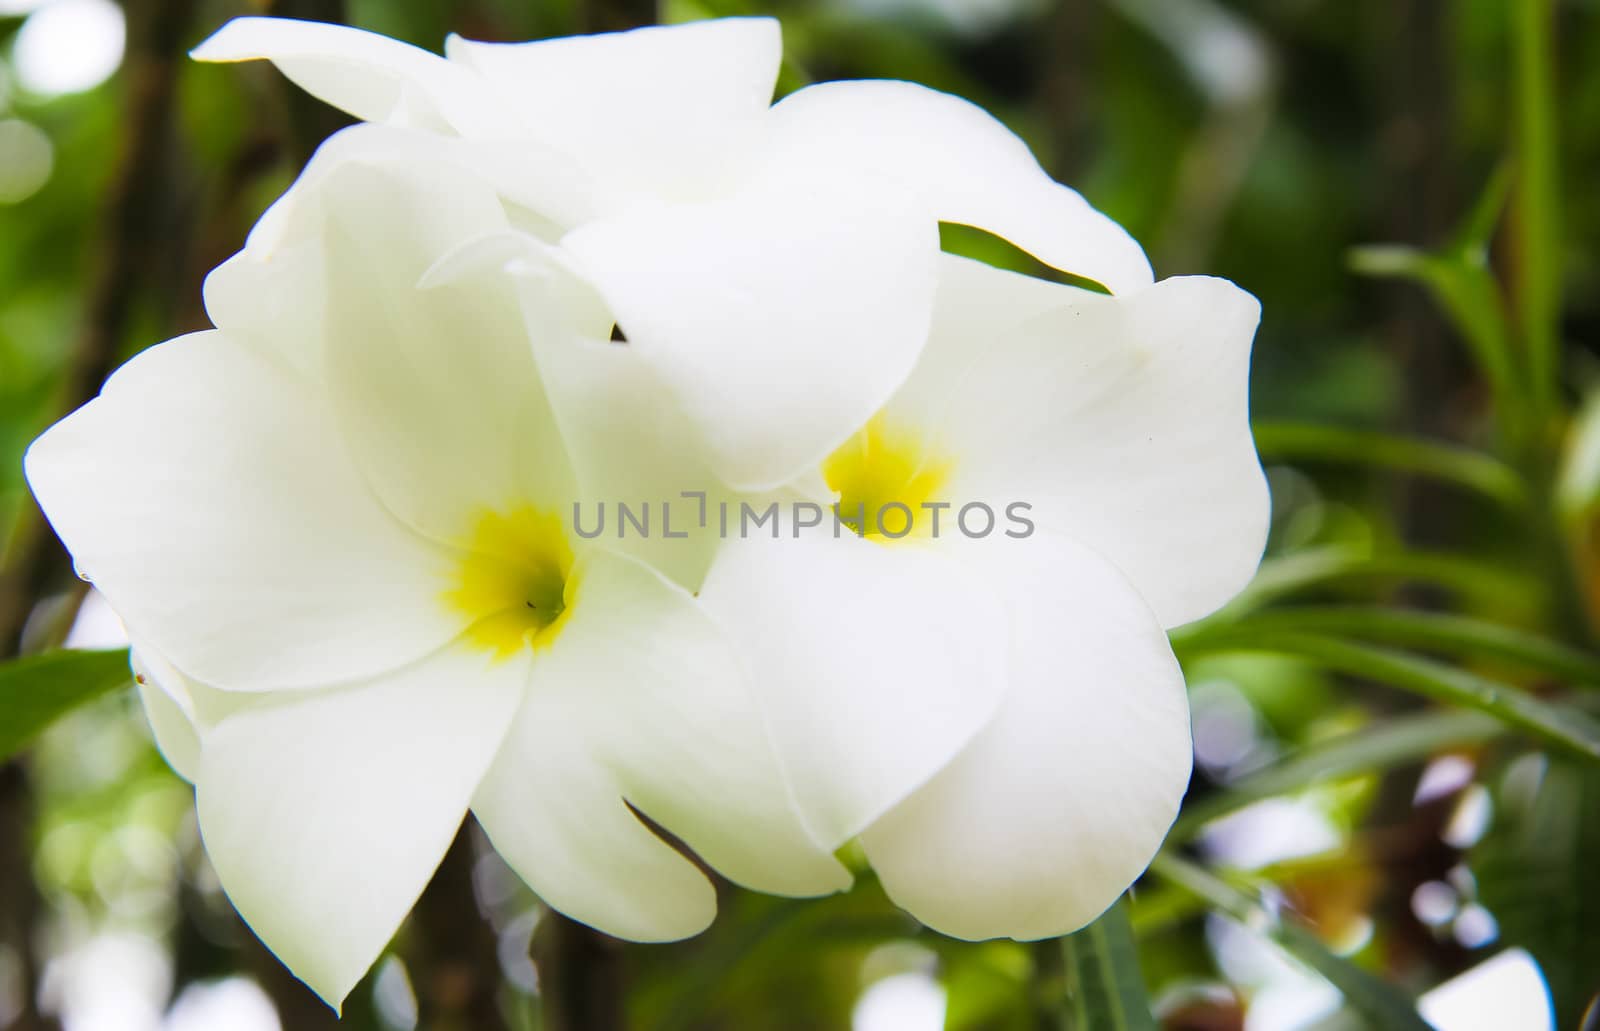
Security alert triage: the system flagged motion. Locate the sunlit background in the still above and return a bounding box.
[2,0,1596,1028]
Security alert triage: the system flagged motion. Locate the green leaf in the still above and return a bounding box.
[1472,754,1600,1028]
[1510,0,1562,413]
[1150,854,1433,1031]
[1057,896,1156,1031]
[1449,163,1513,259]
[1251,422,1529,511]
[1348,244,1517,406]
[1170,708,1503,842]
[1175,606,1600,687]
[1174,631,1600,765]
[0,648,133,762]
[1217,548,1540,616]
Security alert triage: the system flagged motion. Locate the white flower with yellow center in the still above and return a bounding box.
[190,15,1153,493]
[698,254,1269,940]
[24,129,849,1007]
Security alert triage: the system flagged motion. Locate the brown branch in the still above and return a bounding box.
[263,0,353,165]
[0,764,55,1031]
[532,915,628,1031]
[407,822,509,1031]
[0,0,199,657]
[0,6,198,1031]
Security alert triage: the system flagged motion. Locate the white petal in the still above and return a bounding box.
[525,315,727,592]
[472,707,712,940]
[554,548,848,893]
[201,238,327,381]
[131,648,200,783]
[191,17,491,134]
[762,80,1152,294]
[561,182,939,490]
[893,259,1268,628]
[25,331,457,691]
[445,18,780,216]
[861,533,1191,940]
[698,532,1009,849]
[315,159,576,546]
[204,125,480,381]
[196,642,528,1007]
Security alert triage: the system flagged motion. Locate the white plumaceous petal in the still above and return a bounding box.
[191,17,491,133]
[24,331,457,692]
[554,549,850,894]
[445,18,780,215]
[861,533,1191,941]
[204,125,477,382]
[522,288,728,590]
[131,648,201,783]
[698,533,1009,850]
[197,642,527,1008]
[202,236,327,381]
[762,80,1152,294]
[897,258,1268,628]
[562,182,939,491]
[315,159,576,546]
[474,549,849,940]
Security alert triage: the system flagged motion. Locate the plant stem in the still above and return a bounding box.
[409,824,509,1031]
[533,914,628,1031]
[1510,0,1562,417]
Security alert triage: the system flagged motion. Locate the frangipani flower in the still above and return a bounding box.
[191,15,1152,493]
[699,255,1269,939]
[24,130,850,1006]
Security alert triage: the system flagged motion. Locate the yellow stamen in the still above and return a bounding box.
[822,414,952,540]
[445,507,577,658]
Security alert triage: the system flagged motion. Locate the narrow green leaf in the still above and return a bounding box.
[1251,422,1528,511]
[0,648,133,762]
[1176,631,1600,765]
[1215,547,1540,616]
[1472,755,1600,1027]
[1170,708,1503,842]
[1510,0,1562,413]
[1348,245,1517,405]
[1059,897,1156,1031]
[1449,163,1513,259]
[1151,853,1432,1031]
[1175,605,1600,687]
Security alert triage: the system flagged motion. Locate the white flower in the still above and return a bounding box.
[24,130,849,1007]
[697,255,1269,939]
[191,16,1152,492]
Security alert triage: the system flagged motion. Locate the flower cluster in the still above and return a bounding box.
[25,16,1268,1006]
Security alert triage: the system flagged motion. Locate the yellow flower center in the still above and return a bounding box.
[445,506,576,658]
[823,414,952,540]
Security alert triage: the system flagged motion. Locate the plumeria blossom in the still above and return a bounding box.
[28,8,1270,997]
[191,14,1153,493]
[24,129,852,1007]
[698,256,1268,939]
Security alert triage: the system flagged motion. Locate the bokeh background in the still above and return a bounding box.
[0,0,1597,1029]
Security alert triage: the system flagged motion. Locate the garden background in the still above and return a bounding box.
[0,0,1597,1028]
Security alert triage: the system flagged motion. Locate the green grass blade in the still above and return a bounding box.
[1151,853,1433,1031]
[1175,606,1600,687]
[1059,897,1156,1031]
[1511,0,1562,412]
[1214,548,1540,616]
[1252,423,1528,511]
[1176,631,1600,764]
[1170,708,1502,842]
